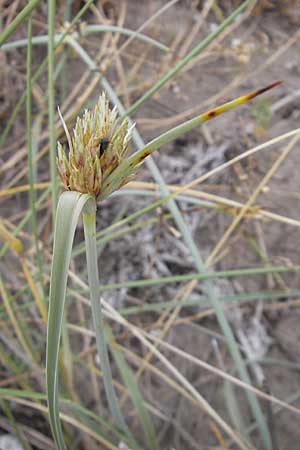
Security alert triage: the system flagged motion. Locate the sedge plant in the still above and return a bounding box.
[47,83,281,449]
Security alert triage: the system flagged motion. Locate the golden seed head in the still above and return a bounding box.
[56,92,134,197]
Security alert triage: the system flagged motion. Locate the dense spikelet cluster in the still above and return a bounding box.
[57,93,134,197]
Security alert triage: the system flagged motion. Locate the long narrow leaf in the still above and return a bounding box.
[0,388,144,450]
[0,0,41,47]
[1,26,169,52]
[48,0,58,222]
[82,204,130,435]
[106,326,158,450]
[97,265,300,292]
[100,82,281,199]
[46,191,92,450]
[0,277,38,364]
[26,12,46,316]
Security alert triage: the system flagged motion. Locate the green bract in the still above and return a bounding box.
[57,93,135,197]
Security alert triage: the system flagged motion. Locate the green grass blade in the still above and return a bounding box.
[46,191,92,450]
[0,277,38,365]
[224,379,248,439]
[84,25,169,51]
[118,289,300,316]
[48,0,58,223]
[26,13,46,313]
[97,265,300,292]
[1,399,33,450]
[1,26,169,52]
[0,388,144,450]
[0,93,25,149]
[59,0,72,104]
[82,201,130,436]
[0,0,41,47]
[0,342,26,378]
[106,326,158,450]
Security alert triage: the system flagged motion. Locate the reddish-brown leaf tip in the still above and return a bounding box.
[246,80,283,101]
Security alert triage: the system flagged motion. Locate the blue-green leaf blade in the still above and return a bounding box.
[46,191,91,450]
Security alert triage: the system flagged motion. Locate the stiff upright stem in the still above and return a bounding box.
[82,199,128,435]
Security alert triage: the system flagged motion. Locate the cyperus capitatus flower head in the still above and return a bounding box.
[56,93,135,198]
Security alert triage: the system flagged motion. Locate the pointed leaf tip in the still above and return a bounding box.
[245,80,283,102]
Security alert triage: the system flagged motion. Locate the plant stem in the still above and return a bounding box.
[48,0,58,224]
[26,12,47,319]
[82,200,128,435]
[0,0,41,47]
[96,264,300,292]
